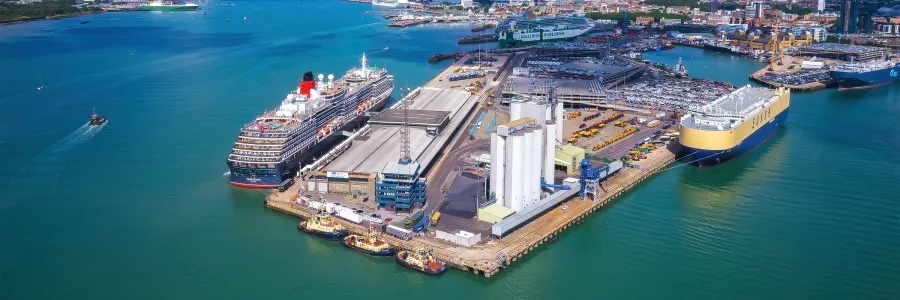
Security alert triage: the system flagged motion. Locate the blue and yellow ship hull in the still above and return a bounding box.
[679,88,790,167]
[830,64,900,90]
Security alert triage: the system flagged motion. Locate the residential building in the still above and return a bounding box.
[635,16,654,25]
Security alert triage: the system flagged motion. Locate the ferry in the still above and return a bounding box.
[498,16,593,48]
[341,227,394,256]
[829,59,900,90]
[140,1,200,11]
[679,86,790,167]
[226,54,393,188]
[297,209,348,240]
[395,248,448,275]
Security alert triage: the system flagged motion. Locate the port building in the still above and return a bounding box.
[307,87,479,211]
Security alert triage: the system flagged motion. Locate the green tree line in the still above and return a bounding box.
[0,0,85,23]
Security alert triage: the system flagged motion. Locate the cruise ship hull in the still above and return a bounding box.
[683,108,788,167]
[830,66,900,90]
[141,5,200,11]
[228,91,391,188]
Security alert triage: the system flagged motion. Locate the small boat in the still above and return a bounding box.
[89,109,106,126]
[297,208,348,240]
[396,248,448,275]
[36,74,43,91]
[341,227,394,256]
[80,20,90,24]
[225,18,230,22]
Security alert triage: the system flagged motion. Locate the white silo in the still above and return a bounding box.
[520,130,533,210]
[543,123,556,186]
[490,132,506,205]
[510,102,524,121]
[555,103,564,145]
[531,127,543,202]
[505,134,524,211]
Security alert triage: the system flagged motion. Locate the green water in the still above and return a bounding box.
[1,1,898,299]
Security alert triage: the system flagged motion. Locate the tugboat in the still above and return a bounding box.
[89,109,107,126]
[395,247,448,275]
[297,208,348,240]
[341,227,394,256]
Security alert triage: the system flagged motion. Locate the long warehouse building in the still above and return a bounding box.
[307,87,479,211]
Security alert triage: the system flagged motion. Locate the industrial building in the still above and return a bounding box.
[795,43,889,61]
[554,144,586,174]
[489,99,563,214]
[308,87,479,211]
[499,60,646,107]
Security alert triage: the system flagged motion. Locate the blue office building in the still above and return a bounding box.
[376,160,426,212]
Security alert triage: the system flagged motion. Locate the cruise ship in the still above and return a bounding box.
[140,1,200,11]
[829,59,900,90]
[679,86,790,167]
[372,0,408,7]
[227,54,393,188]
[498,16,593,48]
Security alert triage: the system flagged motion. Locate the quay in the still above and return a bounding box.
[260,49,685,278]
[748,54,836,92]
[265,145,677,278]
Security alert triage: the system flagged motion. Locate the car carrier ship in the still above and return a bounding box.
[829,58,900,90]
[227,54,393,188]
[679,85,790,167]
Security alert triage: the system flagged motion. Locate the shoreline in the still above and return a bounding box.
[0,11,102,26]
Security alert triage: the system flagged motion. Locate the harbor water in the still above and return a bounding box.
[1,1,898,299]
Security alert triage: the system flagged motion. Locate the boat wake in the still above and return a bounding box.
[3,122,107,207]
[46,121,107,154]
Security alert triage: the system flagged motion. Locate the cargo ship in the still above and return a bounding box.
[498,16,593,48]
[703,42,738,54]
[341,227,394,256]
[226,54,394,188]
[396,248,448,275]
[297,209,348,240]
[679,85,790,167]
[829,59,900,90]
[140,1,200,11]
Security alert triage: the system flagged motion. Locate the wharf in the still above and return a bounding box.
[748,64,832,92]
[263,52,679,278]
[265,145,677,278]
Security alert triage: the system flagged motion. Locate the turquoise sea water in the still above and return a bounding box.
[1,1,898,299]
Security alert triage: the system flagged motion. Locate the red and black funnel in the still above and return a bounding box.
[300,71,315,98]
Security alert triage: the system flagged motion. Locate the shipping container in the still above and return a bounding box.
[338,209,362,223]
[387,225,412,240]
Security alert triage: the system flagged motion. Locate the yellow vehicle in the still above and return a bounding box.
[431,212,441,226]
[439,77,443,81]
[487,101,493,106]
[567,137,578,143]
[489,93,494,98]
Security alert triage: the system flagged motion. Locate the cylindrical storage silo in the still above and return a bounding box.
[490,133,505,205]
[532,127,544,202]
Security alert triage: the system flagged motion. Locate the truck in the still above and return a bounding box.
[431,212,441,226]
[646,120,660,128]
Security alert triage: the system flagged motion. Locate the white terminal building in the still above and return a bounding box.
[489,101,563,213]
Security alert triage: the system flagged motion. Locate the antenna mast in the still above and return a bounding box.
[399,88,411,164]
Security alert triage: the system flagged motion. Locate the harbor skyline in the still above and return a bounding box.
[1,0,899,299]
